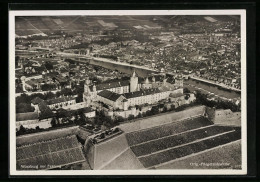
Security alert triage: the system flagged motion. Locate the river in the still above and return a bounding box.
[184,79,240,99]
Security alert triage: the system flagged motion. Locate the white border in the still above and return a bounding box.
[9,10,247,176]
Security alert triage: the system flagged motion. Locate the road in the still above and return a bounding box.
[190,76,241,92]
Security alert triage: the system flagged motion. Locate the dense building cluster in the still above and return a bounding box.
[83,70,194,118]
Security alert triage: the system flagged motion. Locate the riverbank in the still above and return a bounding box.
[190,76,241,93]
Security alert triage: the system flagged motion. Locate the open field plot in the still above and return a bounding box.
[126,116,213,146]
[138,129,241,168]
[131,125,236,157]
[156,140,241,169]
[16,135,85,170]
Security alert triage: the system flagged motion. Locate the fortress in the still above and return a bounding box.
[83,106,241,170]
[16,105,241,170]
[83,71,189,117]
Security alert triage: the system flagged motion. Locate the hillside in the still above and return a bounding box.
[15,15,240,37]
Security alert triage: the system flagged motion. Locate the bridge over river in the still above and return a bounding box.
[57,52,158,77]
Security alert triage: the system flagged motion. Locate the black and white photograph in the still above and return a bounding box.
[9,10,247,175]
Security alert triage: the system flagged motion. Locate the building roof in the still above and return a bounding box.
[38,101,54,120]
[16,112,38,121]
[98,90,122,102]
[45,96,75,105]
[91,80,129,91]
[123,88,161,99]
[16,135,85,170]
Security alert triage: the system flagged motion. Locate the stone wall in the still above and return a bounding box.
[84,138,95,169]
[119,105,206,133]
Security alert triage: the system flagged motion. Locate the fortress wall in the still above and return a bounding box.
[213,109,241,126]
[94,134,129,169]
[119,105,206,133]
[101,148,144,170]
[84,138,95,169]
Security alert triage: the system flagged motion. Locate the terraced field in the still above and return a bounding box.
[125,116,241,169]
[138,129,241,168]
[131,125,236,157]
[16,135,86,170]
[126,116,212,146]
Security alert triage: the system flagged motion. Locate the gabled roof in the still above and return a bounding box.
[97,90,123,102]
[123,88,161,99]
[91,80,129,91]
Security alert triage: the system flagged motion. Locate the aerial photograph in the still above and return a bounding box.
[13,14,243,172]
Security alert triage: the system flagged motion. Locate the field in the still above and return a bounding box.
[131,125,236,157]
[94,134,129,169]
[16,135,86,170]
[156,140,241,169]
[138,129,241,168]
[126,116,212,146]
[101,149,144,170]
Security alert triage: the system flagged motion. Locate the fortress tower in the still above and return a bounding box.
[130,70,138,92]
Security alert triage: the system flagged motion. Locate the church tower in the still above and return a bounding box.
[174,75,183,88]
[130,70,138,92]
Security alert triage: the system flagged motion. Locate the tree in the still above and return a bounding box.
[114,116,125,123]
[151,106,159,115]
[19,125,26,133]
[45,62,54,70]
[77,110,86,125]
[61,88,73,96]
[64,59,76,64]
[185,94,190,100]
[99,133,105,139]
[51,117,57,127]
[113,127,120,133]
[128,114,135,120]
[184,88,191,93]
[85,117,91,124]
[41,84,56,91]
[163,106,168,113]
[137,112,142,118]
[56,91,61,97]
[169,104,175,111]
